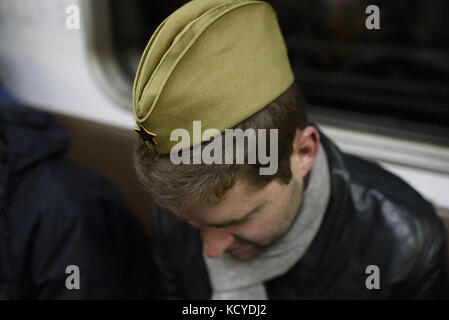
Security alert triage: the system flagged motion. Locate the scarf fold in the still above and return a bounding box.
[203,144,331,299]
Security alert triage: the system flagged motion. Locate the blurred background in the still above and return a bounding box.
[0,0,448,226]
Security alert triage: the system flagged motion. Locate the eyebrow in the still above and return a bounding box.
[207,203,265,229]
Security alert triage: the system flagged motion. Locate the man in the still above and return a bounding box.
[132,0,448,299]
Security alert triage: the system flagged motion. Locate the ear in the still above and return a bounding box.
[290,126,320,179]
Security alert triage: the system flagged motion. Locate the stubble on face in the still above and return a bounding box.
[227,178,304,261]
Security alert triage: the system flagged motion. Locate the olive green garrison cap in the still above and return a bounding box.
[132,0,294,154]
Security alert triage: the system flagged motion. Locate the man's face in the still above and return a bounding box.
[172,176,304,261]
[171,126,319,261]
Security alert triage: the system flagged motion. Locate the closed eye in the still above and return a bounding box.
[207,203,265,229]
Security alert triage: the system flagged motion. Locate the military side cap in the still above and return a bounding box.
[133,0,294,154]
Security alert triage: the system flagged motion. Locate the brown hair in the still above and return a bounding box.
[134,82,308,210]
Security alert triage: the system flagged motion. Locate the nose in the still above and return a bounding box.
[201,226,234,258]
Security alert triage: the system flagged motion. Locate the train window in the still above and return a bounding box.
[108,0,449,145]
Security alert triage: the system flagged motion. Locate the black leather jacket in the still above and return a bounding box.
[150,129,449,299]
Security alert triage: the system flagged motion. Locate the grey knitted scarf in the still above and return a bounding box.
[203,144,331,299]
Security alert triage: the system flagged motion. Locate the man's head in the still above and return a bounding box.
[135,83,320,260]
[132,0,320,260]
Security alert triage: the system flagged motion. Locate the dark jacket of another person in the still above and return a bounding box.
[0,104,154,299]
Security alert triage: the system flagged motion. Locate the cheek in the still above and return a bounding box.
[230,210,281,241]
[231,185,294,244]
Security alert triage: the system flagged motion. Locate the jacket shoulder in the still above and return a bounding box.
[3,159,153,299]
[342,153,448,298]
[151,203,211,299]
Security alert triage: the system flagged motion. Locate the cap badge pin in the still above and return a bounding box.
[134,125,158,147]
